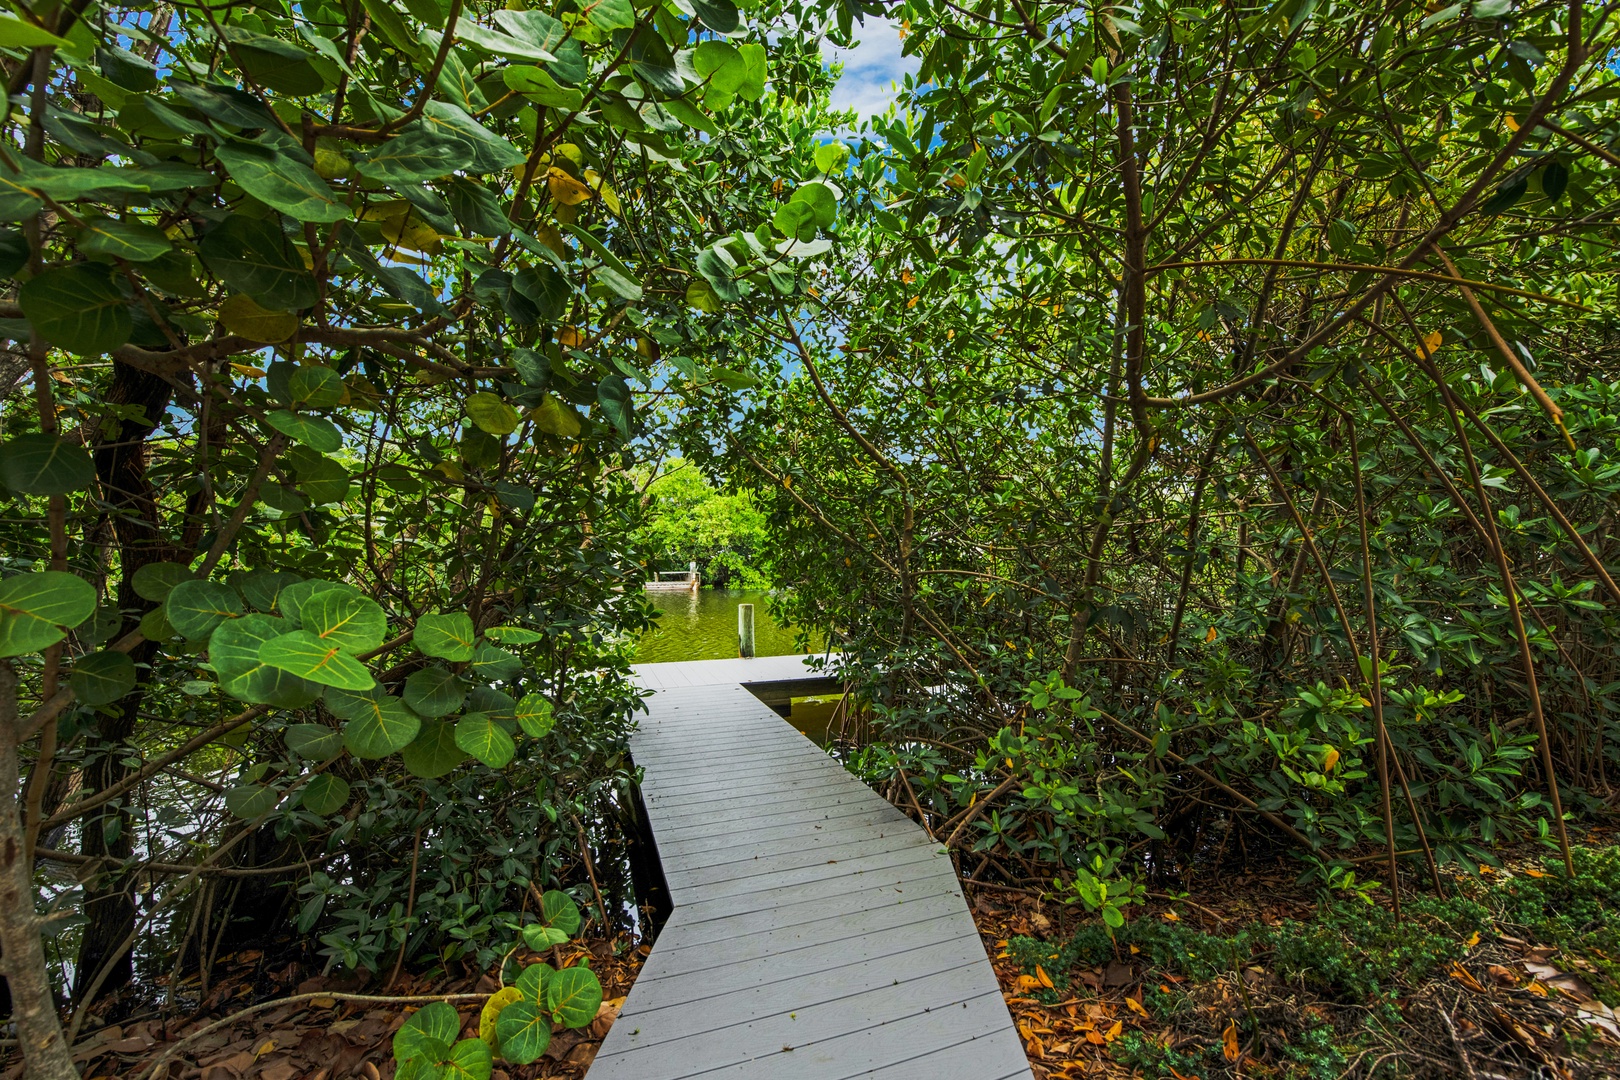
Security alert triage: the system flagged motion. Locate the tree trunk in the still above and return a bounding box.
[72,361,175,1007]
[1,661,81,1080]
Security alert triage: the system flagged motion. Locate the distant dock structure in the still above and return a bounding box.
[645,564,700,592]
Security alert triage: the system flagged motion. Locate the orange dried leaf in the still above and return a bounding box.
[1222,1019,1241,1062]
[1126,996,1149,1017]
[1103,1020,1123,1042]
[1034,965,1055,989]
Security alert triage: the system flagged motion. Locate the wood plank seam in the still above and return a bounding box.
[586,658,1031,1080]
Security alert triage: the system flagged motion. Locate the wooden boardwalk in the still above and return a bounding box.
[587,656,1032,1080]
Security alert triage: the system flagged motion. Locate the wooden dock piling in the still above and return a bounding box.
[737,603,755,657]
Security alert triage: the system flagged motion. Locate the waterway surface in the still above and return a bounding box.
[634,588,817,662]
[634,588,840,742]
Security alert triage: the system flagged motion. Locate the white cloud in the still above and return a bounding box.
[823,18,919,118]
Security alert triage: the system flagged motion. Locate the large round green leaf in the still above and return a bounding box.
[445,1037,492,1080]
[18,263,132,355]
[232,569,303,612]
[70,650,137,706]
[212,614,321,707]
[259,629,376,689]
[414,612,477,661]
[401,719,467,778]
[286,363,345,408]
[454,712,515,768]
[324,684,386,720]
[276,579,356,625]
[545,966,602,1030]
[465,392,520,435]
[0,571,97,658]
[538,889,582,937]
[484,625,542,645]
[493,1000,551,1065]
[300,589,387,654]
[596,376,631,436]
[405,665,466,717]
[224,782,280,818]
[77,215,172,262]
[393,1001,461,1064]
[164,579,243,640]
[265,410,343,452]
[515,694,554,737]
[468,642,521,682]
[467,686,516,721]
[0,433,96,495]
[299,773,351,815]
[342,695,421,758]
[198,215,319,310]
[215,141,349,223]
[284,722,345,760]
[131,561,192,602]
[514,962,551,1004]
[523,924,569,951]
[287,451,350,505]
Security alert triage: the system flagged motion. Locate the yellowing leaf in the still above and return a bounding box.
[585,169,621,216]
[1222,1020,1240,1062]
[1323,747,1340,773]
[1415,330,1442,358]
[548,167,594,206]
[1125,996,1149,1017]
[1464,931,1481,948]
[231,362,268,378]
[220,293,298,343]
[1161,910,1180,922]
[480,986,523,1046]
[380,209,441,254]
[1204,625,1218,643]
[1034,965,1054,989]
[535,221,567,256]
[558,325,584,348]
[1103,1020,1123,1042]
[1505,114,1520,131]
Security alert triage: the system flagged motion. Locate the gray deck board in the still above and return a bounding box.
[586,663,1030,1080]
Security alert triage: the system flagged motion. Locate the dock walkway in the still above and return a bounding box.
[586,655,1031,1080]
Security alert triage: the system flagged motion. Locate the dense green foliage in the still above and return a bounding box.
[0,0,853,1072]
[4,0,1620,1074]
[633,457,771,586]
[677,0,1620,921]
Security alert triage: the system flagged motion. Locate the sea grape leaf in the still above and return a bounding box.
[259,630,377,689]
[0,433,96,495]
[414,612,477,660]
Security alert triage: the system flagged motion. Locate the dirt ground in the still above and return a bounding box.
[11,845,1620,1079]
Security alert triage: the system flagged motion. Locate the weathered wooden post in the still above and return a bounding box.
[737,603,755,658]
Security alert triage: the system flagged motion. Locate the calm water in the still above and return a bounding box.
[634,589,841,742]
[634,588,818,662]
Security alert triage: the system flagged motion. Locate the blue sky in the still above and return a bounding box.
[823,18,920,117]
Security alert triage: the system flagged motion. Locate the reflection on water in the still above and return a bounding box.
[634,588,820,663]
[635,589,840,743]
